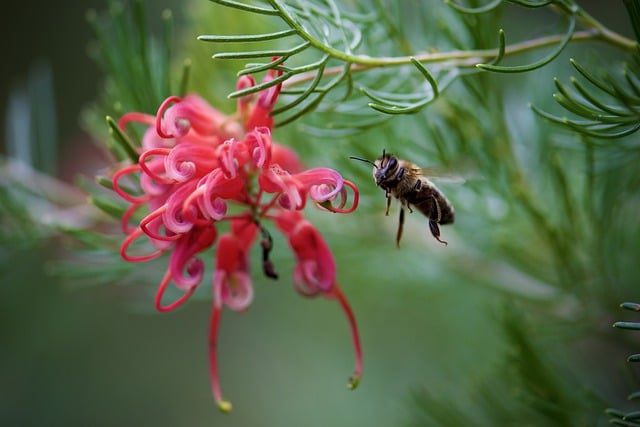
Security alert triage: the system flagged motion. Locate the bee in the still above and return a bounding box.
[350,150,454,247]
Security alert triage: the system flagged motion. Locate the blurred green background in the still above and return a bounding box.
[1,1,639,426]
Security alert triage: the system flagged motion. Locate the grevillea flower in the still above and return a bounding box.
[112,66,361,412]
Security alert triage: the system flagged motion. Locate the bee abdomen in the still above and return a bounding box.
[411,187,455,225]
[438,199,455,224]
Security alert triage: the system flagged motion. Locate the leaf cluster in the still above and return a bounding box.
[84,0,189,132]
[609,303,640,426]
[198,0,638,133]
[534,57,640,141]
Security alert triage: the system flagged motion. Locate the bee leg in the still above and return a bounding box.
[428,220,447,246]
[396,205,405,248]
[408,181,423,214]
[385,190,392,216]
[430,194,442,223]
[428,196,447,246]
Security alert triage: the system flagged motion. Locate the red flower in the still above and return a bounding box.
[111,67,361,412]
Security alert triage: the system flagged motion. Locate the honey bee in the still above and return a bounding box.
[350,150,454,247]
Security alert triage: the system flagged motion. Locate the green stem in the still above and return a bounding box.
[283,28,635,89]
[573,3,637,50]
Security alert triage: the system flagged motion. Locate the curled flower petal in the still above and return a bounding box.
[112,164,149,204]
[276,212,336,294]
[155,268,197,312]
[141,125,176,150]
[180,94,242,138]
[290,225,336,293]
[213,270,253,311]
[236,75,256,117]
[180,170,244,222]
[316,179,360,214]
[158,94,243,141]
[139,206,181,243]
[169,226,217,291]
[139,159,173,197]
[162,181,201,234]
[245,127,272,169]
[164,143,219,182]
[138,148,178,188]
[293,260,323,297]
[202,197,228,221]
[172,256,205,290]
[200,169,245,206]
[121,203,143,235]
[258,165,304,210]
[120,227,167,263]
[216,138,249,179]
[294,167,344,203]
[213,234,255,311]
[183,185,227,223]
[245,64,283,130]
[118,111,155,130]
[156,96,184,138]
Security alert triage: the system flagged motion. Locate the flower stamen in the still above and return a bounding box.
[330,285,363,390]
[155,269,197,312]
[208,302,232,413]
[120,227,166,262]
[112,164,148,204]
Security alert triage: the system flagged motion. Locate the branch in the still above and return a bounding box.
[282,29,612,90]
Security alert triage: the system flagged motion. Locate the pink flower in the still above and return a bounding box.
[111,67,361,412]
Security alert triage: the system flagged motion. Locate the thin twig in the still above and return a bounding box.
[283,28,628,89]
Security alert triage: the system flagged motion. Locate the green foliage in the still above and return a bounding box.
[533,57,640,140]
[609,302,640,426]
[199,0,636,128]
[623,0,640,42]
[409,304,598,427]
[86,0,176,115]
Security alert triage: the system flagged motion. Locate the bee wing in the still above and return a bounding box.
[416,156,481,185]
[417,166,470,185]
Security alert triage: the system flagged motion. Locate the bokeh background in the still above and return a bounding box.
[1,1,638,426]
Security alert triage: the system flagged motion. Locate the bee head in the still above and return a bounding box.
[375,150,402,185]
[349,149,401,187]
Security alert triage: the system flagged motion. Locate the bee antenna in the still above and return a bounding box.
[349,156,378,168]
